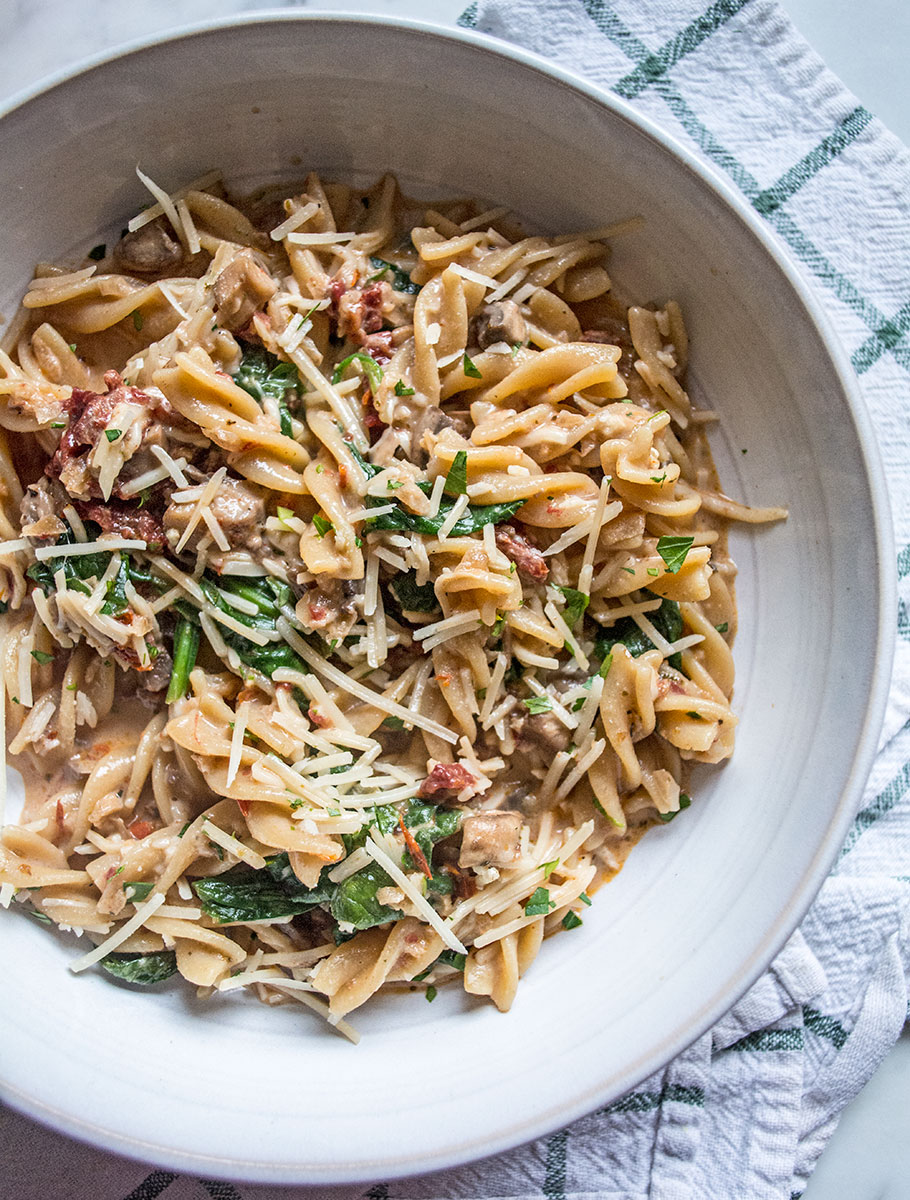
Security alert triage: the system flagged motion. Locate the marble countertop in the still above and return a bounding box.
[0,2,907,1197]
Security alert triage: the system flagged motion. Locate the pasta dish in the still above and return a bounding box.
[0,171,786,1038]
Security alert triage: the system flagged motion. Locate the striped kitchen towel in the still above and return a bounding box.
[1,1,909,1198]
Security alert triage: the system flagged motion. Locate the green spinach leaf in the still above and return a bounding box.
[234,345,302,405]
[101,950,178,985]
[367,255,419,294]
[389,570,439,613]
[365,496,524,537]
[330,862,399,929]
[593,593,684,672]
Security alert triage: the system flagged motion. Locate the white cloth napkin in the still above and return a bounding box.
[2,2,910,1198]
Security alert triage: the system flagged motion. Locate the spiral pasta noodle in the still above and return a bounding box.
[0,170,786,1037]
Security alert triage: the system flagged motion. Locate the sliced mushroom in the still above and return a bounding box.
[458,810,523,869]
[213,251,277,332]
[472,300,526,350]
[113,220,184,275]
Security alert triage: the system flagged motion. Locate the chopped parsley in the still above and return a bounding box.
[561,911,583,930]
[656,535,694,575]
[104,428,122,442]
[524,887,555,916]
[444,450,468,496]
[394,379,415,396]
[123,881,154,903]
[462,352,482,379]
[522,696,552,715]
[658,794,692,823]
[313,514,333,538]
[425,985,438,1003]
[30,649,54,665]
[131,310,143,332]
[715,622,729,633]
[556,586,589,629]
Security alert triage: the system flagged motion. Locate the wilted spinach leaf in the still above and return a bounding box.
[593,593,684,672]
[389,570,439,613]
[101,950,178,985]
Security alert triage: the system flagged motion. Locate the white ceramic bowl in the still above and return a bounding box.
[0,13,895,1185]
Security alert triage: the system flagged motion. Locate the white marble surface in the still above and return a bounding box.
[0,2,907,1197]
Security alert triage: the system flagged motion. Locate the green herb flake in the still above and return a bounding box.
[659,794,692,823]
[579,891,592,906]
[276,506,294,523]
[556,586,589,629]
[104,429,122,443]
[715,622,729,633]
[598,652,613,679]
[522,696,552,715]
[313,514,334,538]
[381,715,406,730]
[331,352,383,394]
[30,649,54,665]
[68,343,78,353]
[444,450,468,496]
[425,985,438,1003]
[686,711,703,720]
[177,821,191,838]
[622,566,636,575]
[462,352,482,379]
[25,907,52,925]
[647,567,660,577]
[524,886,555,916]
[562,910,583,930]
[656,535,694,575]
[394,379,415,396]
[50,421,67,429]
[123,881,154,903]
[540,859,558,878]
[131,311,143,332]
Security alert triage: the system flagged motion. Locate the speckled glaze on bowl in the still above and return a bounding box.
[0,13,895,1185]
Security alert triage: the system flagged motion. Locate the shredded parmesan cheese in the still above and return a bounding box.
[68,891,167,973]
[364,836,468,956]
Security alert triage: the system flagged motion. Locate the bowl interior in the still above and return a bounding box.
[0,16,890,1184]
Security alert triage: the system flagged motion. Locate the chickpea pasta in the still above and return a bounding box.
[0,170,786,1038]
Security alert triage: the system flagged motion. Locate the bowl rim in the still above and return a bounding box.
[0,8,897,1184]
